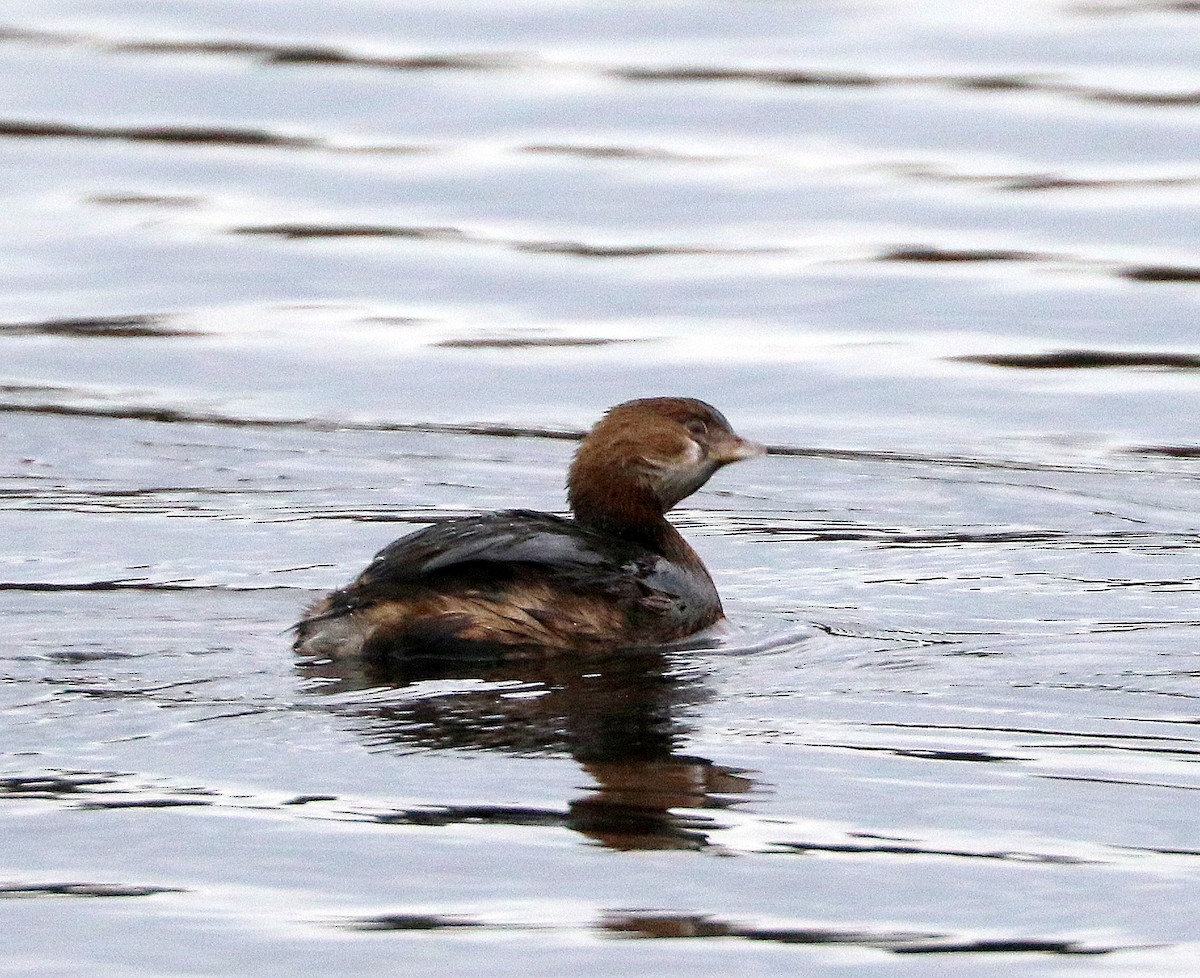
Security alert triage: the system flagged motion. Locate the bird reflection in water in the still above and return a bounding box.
[298,649,756,851]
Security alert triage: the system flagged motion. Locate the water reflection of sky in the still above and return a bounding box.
[2,1,1200,975]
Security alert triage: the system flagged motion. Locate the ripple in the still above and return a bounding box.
[520,143,728,164]
[1005,173,1200,192]
[512,239,779,258]
[952,350,1200,369]
[608,62,1200,108]
[613,65,883,87]
[796,742,1030,766]
[230,221,782,258]
[729,516,1187,550]
[86,193,203,208]
[78,797,214,810]
[0,580,286,593]
[0,118,322,148]
[346,913,485,931]
[851,162,1200,194]
[3,22,1199,110]
[0,117,430,155]
[1133,445,1200,458]
[434,336,644,349]
[879,246,1046,263]
[0,314,197,338]
[231,223,465,241]
[1121,265,1200,282]
[0,772,117,797]
[0,25,524,73]
[1077,1,1200,12]
[222,224,1190,279]
[0,398,586,440]
[111,39,521,74]
[339,907,1136,954]
[601,914,1123,955]
[874,720,1197,744]
[868,244,1149,282]
[0,882,184,898]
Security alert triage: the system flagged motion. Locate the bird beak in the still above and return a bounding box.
[710,435,767,466]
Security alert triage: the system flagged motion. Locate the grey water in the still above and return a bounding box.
[2,1,1199,975]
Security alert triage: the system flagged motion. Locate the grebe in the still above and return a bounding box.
[294,397,764,661]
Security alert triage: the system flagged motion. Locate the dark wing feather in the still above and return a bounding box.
[363,511,615,581]
[357,511,630,581]
[318,510,668,616]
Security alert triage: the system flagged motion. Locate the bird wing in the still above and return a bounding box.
[358,510,623,582]
[307,510,667,619]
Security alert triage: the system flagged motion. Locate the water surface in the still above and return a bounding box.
[2,1,1200,976]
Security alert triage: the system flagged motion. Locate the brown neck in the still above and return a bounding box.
[569,472,704,568]
[570,474,666,547]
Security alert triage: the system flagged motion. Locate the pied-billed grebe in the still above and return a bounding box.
[293,397,764,660]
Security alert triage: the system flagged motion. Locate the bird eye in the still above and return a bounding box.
[685,418,708,438]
